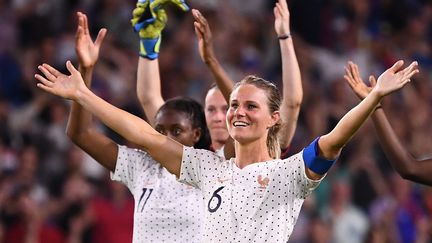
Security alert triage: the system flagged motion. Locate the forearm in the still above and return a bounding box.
[206,58,234,103]
[372,109,417,177]
[74,86,182,175]
[279,37,302,148]
[319,90,382,159]
[136,57,165,125]
[66,66,117,171]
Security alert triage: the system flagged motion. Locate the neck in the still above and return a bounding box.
[234,138,272,168]
[211,140,225,151]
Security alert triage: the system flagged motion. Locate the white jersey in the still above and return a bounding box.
[111,145,204,243]
[179,146,323,242]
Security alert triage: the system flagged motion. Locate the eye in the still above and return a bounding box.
[247,104,257,110]
[230,103,238,109]
[171,128,182,137]
[206,107,216,113]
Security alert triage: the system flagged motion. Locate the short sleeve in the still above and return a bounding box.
[110,145,155,191]
[279,151,324,200]
[179,146,224,189]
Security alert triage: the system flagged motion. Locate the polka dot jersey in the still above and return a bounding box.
[111,145,204,243]
[179,145,323,242]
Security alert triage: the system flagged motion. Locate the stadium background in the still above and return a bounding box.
[1,0,432,242]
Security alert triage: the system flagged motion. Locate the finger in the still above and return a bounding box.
[191,9,199,20]
[76,25,84,40]
[276,3,284,17]
[273,6,280,19]
[352,62,361,82]
[38,65,57,81]
[83,13,89,35]
[42,64,62,77]
[343,74,354,86]
[278,0,288,9]
[66,61,78,75]
[35,74,54,87]
[400,61,418,76]
[94,28,107,48]
[36,83,55,94]
[344,67,353,80]
[405,69,419,79]
[389,60,404,73]
[77,12,84,32]
[194,23,203,40]
[369,75,377,86]
[194,9,208,26]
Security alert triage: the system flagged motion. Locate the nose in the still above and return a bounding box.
[234,105,245,117]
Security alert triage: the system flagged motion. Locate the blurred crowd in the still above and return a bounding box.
[1,0,432,242]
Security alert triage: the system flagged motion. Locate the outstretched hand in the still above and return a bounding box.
[344,61,377,100]
[35,61,87,100]
[274,0,290,37]
[75,12,107,69]
[373,60,419,97]
[192,9,216,65]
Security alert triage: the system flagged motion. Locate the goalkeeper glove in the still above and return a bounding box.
[131,0,189,60]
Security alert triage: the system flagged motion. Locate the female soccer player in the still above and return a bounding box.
[68,12,208,242]
[344,61,432,185]
[35,54,417,241]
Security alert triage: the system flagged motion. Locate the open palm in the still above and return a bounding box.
[75,12,106,68]
[35,61,86,100]
[344,61,376,100]
[274,0,290,37]
[374,60,418,97]
[192,9,215,64]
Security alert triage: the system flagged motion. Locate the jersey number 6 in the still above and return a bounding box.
[208,186,225,213]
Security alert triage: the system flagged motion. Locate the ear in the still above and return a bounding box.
[267,111,280,128]
[192,127,202,144]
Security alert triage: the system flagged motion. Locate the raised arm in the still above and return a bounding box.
[318,60,418,160]
[65,12,118,172]
[344,61,432,185]
[132,0,189,125]
[131,1,170,125]
[192,9,236,158]
[36,61,183,176]
[274,0,302,149]
[192,9,234,102]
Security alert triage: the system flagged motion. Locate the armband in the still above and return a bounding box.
[302,137,336,175]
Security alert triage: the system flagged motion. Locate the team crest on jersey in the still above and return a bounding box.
[257,175,269,189]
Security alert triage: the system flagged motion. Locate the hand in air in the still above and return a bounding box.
[274,0,291,38]
[192,9,216,65]
[35,61,86,100]
[344,61,377,100]
[75,12,107,69]
[373,60,419,97]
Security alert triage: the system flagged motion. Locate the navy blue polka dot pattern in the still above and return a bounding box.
[111,145,204,243]
[179,145,323,242]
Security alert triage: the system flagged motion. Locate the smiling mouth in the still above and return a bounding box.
[233,121,249,127]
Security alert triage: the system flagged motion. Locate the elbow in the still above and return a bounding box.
[65,127,89,144]
[397,164,418,181]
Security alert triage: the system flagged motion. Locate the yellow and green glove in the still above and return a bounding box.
[131,0,189,60]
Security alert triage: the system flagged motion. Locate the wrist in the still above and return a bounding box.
[278,32,291,40]
[204,56,218,66]
[374,105,382,111]
[139,36,161,60]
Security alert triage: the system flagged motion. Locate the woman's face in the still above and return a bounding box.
[226,84,278,144]
[155,109,200,147]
